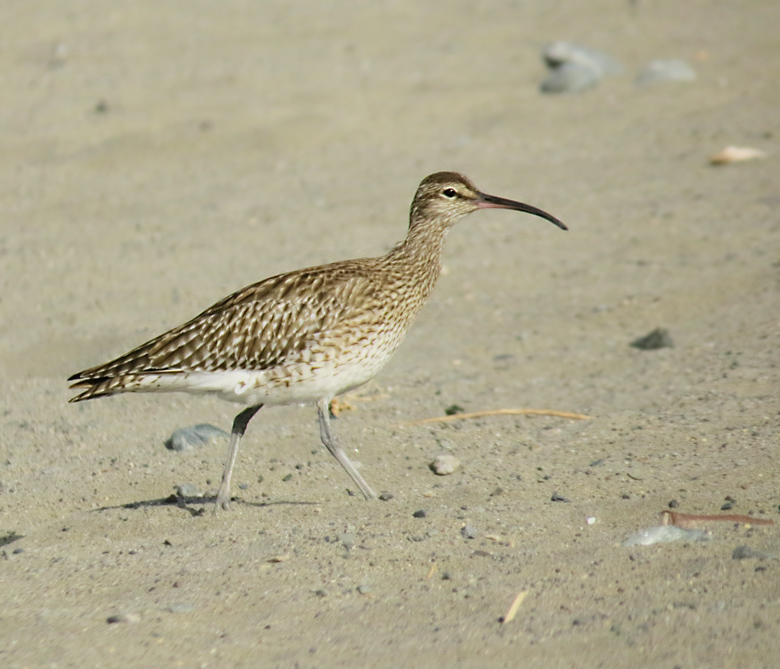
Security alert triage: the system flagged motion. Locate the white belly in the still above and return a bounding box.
[180,356,387,406]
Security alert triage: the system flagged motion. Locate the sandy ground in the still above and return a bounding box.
[1,1,779,667]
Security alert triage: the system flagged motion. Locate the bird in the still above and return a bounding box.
[68,172,566,510]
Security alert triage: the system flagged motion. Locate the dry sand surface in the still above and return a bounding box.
[1,1,779,667]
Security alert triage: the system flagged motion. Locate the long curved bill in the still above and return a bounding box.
[477,191,567,231]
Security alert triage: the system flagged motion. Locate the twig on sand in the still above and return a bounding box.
[400,408,591,426]
[500,590,529,624]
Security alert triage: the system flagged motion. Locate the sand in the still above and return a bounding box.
[1,1,779,667]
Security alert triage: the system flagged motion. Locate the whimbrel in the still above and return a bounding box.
[69,172,566,509]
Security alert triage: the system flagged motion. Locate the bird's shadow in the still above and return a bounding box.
[1,531,24,548]
[93,495,317,517]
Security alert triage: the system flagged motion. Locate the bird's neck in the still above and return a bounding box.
[380,219,452,299]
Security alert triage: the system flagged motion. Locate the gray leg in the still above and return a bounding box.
[316,397,377,500]
[215,405,263,511]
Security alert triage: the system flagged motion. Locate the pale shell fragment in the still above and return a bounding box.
[710,146,767,165]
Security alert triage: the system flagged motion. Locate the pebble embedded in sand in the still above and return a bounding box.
[631,328,674,351]
[165,424,229,451]
[175,483,201,498]
[732,545,773,560]
[623,525,709,546]
[430,453,461,475]
[540,41,622,94]
[337,532,355,551]
[635,59,696,86]
[106,612,141,624]
[461,524,478,540]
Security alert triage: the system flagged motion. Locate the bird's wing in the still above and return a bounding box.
[70,262,383,381]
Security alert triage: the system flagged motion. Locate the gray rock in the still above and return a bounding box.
[635,59,696,86]
[165,424,228,451]
[541,41,622,94]
[541,62,602,94]
[337,532,355,551]
[543,41,622,75]
[461,524,478,540]
[106,612,140,624]
[623,525,709,547]
[631,328,674,351]
[732,545,773,560]
[174,483,201,498]
[430,453,461,476]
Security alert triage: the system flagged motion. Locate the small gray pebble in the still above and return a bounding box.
[635,59,696,86]
[732,545,771,560]
[543,41,622,75]
[540,41,621,94]
[378,492,394,501]
[337,532,355,551]
[413,509,427,518]
[541,61,602,94]
[431,453,461,476]
[356,584,370,594]
[631,328,674,351]
[165,424,228,451]
[106,612,140,624]
[174,483,201,498]
[166,603,195,614]
[461,524,478,540]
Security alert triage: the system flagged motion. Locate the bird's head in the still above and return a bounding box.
[409,171,567,231]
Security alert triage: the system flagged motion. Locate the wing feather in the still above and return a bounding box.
[68,260,386,401]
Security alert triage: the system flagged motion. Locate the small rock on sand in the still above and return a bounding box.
[540,41,622,94]
[631,328,674,351]
[635,59,696,86]
[430,454,461,476]
[165,424,229,451]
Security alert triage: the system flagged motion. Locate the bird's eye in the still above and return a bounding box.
[442,188,458,198]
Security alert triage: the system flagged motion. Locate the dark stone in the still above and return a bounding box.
[631,328,674,351]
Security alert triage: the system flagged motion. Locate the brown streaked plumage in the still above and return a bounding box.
[69,172,566,510]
